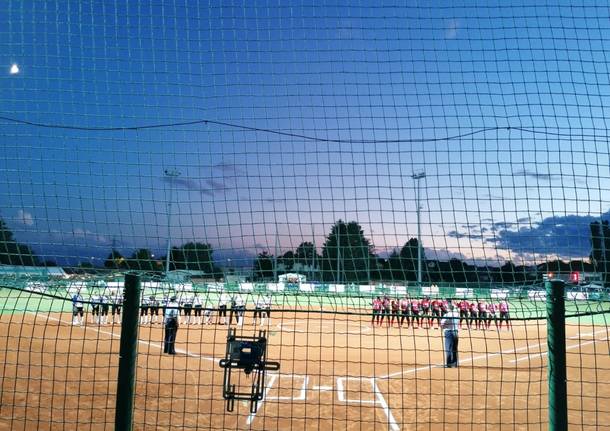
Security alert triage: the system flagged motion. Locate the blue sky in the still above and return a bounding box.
[1,1,610,266]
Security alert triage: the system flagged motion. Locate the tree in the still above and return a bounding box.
[253,251,274,281]
[0,217,39,266]
[126,248,157,271]
[321,220,373,283]
[278,251,295,273]
[386,238,425,282]
[448,258,467,283]
[104,249,125,269]
[168,242,219,276]
[294,241,320,279]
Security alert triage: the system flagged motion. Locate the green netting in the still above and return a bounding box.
[2,1,610,430]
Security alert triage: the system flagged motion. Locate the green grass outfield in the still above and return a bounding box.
[1,286,609,325]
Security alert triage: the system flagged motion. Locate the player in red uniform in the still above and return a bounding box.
[487,301,498,329]
[380,296,391,327]
[440,298,449,316]
[477,300,488,330]
[399,295,411,328]
[372,296,382,326]
[457,299,470,329]
[430,298,443,329]
[411,298,421,328]
[390,298,400,327]
[469,301,479,329]
[421,296,431,328]
[498,300,510,330]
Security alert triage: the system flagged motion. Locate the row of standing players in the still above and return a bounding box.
[139,293,273,326]
[70,292,272,326]
[371,296,511,330]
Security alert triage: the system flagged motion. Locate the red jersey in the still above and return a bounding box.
[499,301,509,313]
[400,298,409,310]
[469,302,478,312]
[391,300,399,312]
[458,300,469,311]
[431,299,441,310]
[478,302,488,312]
[440,300,449,313]
[372,299,382,311]
[421,299,430,310]
[488,303,497,314]
[411,300,420,312]
[382,298,391,310]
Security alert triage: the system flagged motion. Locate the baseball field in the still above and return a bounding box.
[0,288,609,430]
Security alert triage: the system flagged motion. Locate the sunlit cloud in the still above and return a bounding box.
[15,209,34,226]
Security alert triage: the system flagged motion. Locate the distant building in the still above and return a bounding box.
[278,273,306,283]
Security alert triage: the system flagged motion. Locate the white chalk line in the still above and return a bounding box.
[338,376,400,431]
[247,373,399,431]
[27,311,217,363]
[510,329,609,363]
[380,328,609,379]
[246,374,278,425]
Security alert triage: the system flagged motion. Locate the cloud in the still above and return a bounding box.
[15,209,34,226]
[72,228,110,245]
[212,162,245,176]
[513,169,557,181]
[448,230,483,240]
[447,230,467,239]
[162,176,216,196]
[162,168,238,196]
[445,19,459,39]
[491,221,516,231]
[488,214,600,258]
[445,211,610,261]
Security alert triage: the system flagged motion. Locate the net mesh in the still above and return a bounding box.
[1,1,610,430]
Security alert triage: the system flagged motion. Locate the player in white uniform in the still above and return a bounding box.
[90,293,101,324]
[193,293,203,325]
[218,292,230,324]
[262,295,272,326]
[100,294,110,325]
[234,294,245,326]
[203,296,214,324]
[72,293,84,325]
[110,292,122,324]
[181,295,194,325]
[253,295,265,326]
[140,296,150,324]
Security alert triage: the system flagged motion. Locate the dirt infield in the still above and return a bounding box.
[0,309,609,431]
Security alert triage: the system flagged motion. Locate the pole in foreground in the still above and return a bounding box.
[115,273,142,431]
[546,279,567,431]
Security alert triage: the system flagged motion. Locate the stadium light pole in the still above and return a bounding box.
[273,227,279,282]
[164,169,181,276]
[412,171,426,287]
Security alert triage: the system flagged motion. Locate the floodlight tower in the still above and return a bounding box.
[412,171,426,287]
[164,169,181,276]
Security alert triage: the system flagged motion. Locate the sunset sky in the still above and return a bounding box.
[1,1,610,266]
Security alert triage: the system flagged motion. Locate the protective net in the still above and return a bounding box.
[1,1,610,430]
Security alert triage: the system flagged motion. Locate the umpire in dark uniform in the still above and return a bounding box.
[164,295,179,355]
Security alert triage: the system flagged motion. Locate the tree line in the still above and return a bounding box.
[0,216,607,284]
